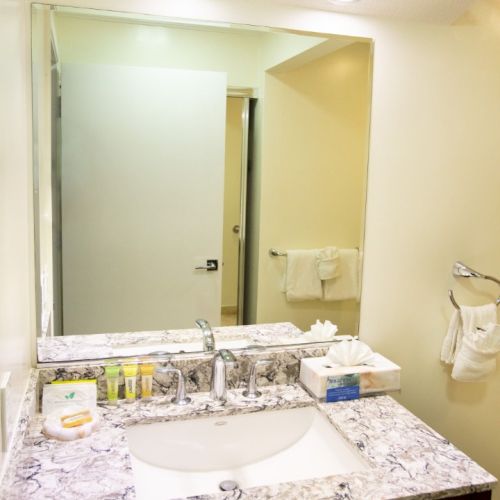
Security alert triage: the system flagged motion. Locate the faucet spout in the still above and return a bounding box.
[210,349,237,402]
[195,318,215,352]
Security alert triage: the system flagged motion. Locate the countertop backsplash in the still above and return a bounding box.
[36,345,329,408]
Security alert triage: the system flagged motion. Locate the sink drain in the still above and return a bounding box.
[219,480,239,491]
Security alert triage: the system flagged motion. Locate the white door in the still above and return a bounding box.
[61,64,226,334]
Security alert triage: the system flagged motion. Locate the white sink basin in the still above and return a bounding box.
[113,338,249,357]
[127,406,368,499]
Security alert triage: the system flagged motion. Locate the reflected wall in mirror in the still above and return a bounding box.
[32,4,373,356]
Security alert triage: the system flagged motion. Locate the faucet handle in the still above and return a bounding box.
[156,365,191,406]
[243,358,273,399]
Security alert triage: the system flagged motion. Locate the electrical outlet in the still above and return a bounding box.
[0,372,11,452]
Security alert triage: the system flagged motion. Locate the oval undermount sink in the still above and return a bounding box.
[126,406,368,499]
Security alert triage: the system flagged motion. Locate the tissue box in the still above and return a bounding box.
[299,353,400,401]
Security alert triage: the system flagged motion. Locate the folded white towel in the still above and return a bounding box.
[440,309,461,364]
[285,249,322,302]
[461,304,497,336]
[441,303,497,365]
[451,323,500,382]
[316,247,340,280]
[322,249,359,301]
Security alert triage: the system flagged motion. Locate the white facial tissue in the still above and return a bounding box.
[303,320,338,342]
[327,340,375,367]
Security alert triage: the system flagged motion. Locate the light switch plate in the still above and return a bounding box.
[0,372,11,452]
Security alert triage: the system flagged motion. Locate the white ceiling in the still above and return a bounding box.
[268,0,477,24]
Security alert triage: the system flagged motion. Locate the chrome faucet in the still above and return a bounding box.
[153,353,191,406]
[195,318,215,352]
[243,359,273,399]
[210,349,237,402]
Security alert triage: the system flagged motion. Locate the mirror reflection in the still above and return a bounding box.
[32,4,372,358]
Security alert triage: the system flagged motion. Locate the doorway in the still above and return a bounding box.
[221,95,251,327]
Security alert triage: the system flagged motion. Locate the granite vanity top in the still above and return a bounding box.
[1,382,496,500]
[37,322,306,363]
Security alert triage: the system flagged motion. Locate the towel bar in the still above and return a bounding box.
[269,248,287,257]
[449,261,500,310]
[269,247,360,258]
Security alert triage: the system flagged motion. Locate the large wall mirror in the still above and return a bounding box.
[32,3,373,362]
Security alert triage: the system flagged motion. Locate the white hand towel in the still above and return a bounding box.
[285,249,322,302]
[441,303,497,365]
[440,309,461,364]
[461,303,497,334]
[322,248,359,301]
[316,247,340,280]
[451,323,500,382]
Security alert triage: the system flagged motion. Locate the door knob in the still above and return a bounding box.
[232,225,240,234]
[195,259,218,271]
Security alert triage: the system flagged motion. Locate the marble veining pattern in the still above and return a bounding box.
[1,382,496,500]
[36,345,329,405]
[0,370,38,487]
[37,323,305,363]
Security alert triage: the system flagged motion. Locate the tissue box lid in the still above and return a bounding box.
[301,353,400,376]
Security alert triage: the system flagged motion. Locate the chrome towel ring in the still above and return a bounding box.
[448,261,500,310]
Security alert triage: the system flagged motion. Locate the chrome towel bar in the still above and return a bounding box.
[269,247,359,257]
[269,248,287,257]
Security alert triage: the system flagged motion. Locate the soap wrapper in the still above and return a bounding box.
[299,353,400,401]
[42,381,97,416]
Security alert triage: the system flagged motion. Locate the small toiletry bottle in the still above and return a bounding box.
[123,362,138,403]
[140,362,155,401]
[104,364,120,406]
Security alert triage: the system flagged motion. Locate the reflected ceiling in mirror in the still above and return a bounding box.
[32,4,372,362]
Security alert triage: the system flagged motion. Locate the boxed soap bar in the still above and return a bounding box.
[299,353,400,401]
[42,380,97,416]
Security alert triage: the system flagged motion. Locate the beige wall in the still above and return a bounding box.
[360,26,500,497]
[55,14,263,88]
[0,0,34,475]
[455,0,500,32]
[222,97,243,309]
[2,0,500,494]
[54,14,325,89]
[255,42,371,333]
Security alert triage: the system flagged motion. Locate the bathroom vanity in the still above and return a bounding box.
[1,327,496,500]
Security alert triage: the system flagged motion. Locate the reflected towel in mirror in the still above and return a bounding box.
[285,249,322,302]
[316,247,340,280]
[322,249,359,301]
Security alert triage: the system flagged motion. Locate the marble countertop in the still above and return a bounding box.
[37,322,308,363]
[1,383,496,500]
